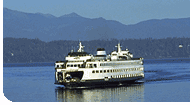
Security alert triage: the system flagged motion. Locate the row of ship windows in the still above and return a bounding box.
[65,63,139,68]
[66,64,97,68]
[100,63,136,66]
[92,68,143,73]
[111,73,142,78]
[66,63,138,68]
[67,64,85,67]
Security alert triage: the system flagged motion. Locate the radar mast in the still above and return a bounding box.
[77,41,85,52]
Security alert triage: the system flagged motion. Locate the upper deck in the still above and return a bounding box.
[55,41,143,69]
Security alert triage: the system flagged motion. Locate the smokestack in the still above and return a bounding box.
[96,48,106,56]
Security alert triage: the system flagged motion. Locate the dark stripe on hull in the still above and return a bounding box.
[55,77,144,89]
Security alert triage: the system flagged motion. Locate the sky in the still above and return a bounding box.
[3,0,190,25]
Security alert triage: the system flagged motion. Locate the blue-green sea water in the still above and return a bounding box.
[3,58,190,102]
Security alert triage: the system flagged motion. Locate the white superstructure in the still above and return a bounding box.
[54,41,144,88]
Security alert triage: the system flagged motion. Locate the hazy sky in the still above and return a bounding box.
[3,0,190,25]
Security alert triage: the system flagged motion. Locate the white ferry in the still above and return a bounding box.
[54,42,144,88]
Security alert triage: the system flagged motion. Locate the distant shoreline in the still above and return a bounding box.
[3,57,190,67]
[3,37,190,63]
[3,57,190,64]
[144,57,190,60]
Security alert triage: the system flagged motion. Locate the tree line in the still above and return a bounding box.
[3,37,190,63]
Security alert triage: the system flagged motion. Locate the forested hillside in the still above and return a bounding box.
[3,37,190,63]
[4,8,190,41]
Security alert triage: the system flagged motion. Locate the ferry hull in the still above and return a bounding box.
[55,76,144,89]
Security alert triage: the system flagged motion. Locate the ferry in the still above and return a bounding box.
[54,42,144,88]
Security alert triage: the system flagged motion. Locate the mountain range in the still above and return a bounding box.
[3,8,190,42]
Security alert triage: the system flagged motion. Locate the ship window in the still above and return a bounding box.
[96,70,99,73]
[89,64,93,68]
[74,64,77,67]
[61,64,65,68]
[107,70,109,73]
[67,65,70,67]
[110,70,112,72]
[94,64,97,68]
[104,70,106,73]
[100,70,102,73]
[92,70,95,73]
[78,64,80,67]
[71,64,73,67]
[57,65,59,68]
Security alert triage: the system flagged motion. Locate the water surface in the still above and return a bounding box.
[3,58,190,102]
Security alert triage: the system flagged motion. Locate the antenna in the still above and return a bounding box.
[77,41,85,52]
[71,46,74,52]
